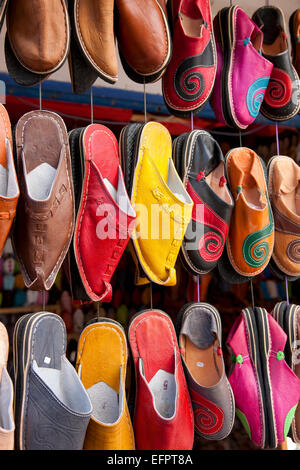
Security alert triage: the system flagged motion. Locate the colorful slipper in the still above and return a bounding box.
[0,104,19,256]
[218,148,274,284]
[73,124,136,302]
[128,309,194,450]
[177,302,235,440]
[227,306,300,449]
[162,0,217,117]
[252,6,300,121]
[210,6,273,129]
[6,0,70,85]
[76,318,135,450]
[116,0,171,84]
[271,302,300,444]
[173,130,234,275]
[13,312,92,450]
[290,9,300,83]
[120,122,193,286]
[267,155,300,281]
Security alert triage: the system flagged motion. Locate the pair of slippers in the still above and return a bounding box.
[120,121,193,287]
[5,0,70,86]
[227,304,300,449]
[68,124,135,302]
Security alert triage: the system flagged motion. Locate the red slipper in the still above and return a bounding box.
[73,124,136,302]
[162,0,217,117]
[128,310,194,450]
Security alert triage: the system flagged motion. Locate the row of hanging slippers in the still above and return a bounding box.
[1,300,300,450]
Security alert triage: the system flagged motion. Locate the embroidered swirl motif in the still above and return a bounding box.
[174,39,214,102]
[287,239,300,263]
[242,199,274,268]
[198,231,224,263]
[192,395,224,435]
[264,68,292,108]
[246,77,270,117]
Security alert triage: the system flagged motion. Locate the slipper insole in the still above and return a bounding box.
[148,369,176,419]
[206,162,232,205]
[184,336,222,387]
[181,0,204,38]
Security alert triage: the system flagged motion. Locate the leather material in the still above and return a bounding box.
[76,319,135,450]
[6,0,70,75]
[67,128,90,302]
[252,6,300,121]
[173,130,234,275]
[12,110,75,291]
[127,122,193,286]
[128,310,194,450]
[0,322,14,450]
[178,303,235,440]
[210,6,273,130]
[68,0,98,95]
[116,0,171,83]
[73,0,118,84]
[227,307,300,449]
[13,312,92,450]
[0,104,19,256]
[220,148,274,280]
[290,9,300,81]
[268,156,300,279]
[162,0,217,117]
[73,124,136,301]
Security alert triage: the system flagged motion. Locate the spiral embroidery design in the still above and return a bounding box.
[242,199,274,268]
[174,39,214,102]
[198,230,224,263]
[246,77,270,117]
[287,239,300,263]
[264,68,292,108]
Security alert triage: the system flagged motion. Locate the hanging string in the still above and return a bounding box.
[39,82,42,110]
[250,279,255,309]
[196,275,200,302]
[143,79,147,123]
[150,282,153,309]
[42,290,46,311]
[239,130,242,147]
[191,111,194,131]
[285,276,290,306]
[275,122,280,155]
[97,301,100,320]
[90,87,94,124]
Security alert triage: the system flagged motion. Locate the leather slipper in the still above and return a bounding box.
[177,302,235,440]
[218,148,274,284]
[252,6,300,121]
[173,130,234,275]
[0,104,19,256]
[12,110,75,291]
[6,0,70,85]
[0,321,14,450]
[267,155,300,281]
[128,309,194,450]
[13,312,92,450]
[116,0,172,84]
[72,0,118,85]
[120,122,193,286]
[76,317,135,450]
[73,124,136,302]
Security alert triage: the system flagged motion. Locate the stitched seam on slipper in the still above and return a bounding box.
[75,0,117,80]
[8,0,69,74]
[77,324,133,447]
[76,129,119,299]
[243,311,264,447]
[19,114,73,289]
[132,313,194,423]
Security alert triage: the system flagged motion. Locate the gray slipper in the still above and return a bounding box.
[13,312,92,450]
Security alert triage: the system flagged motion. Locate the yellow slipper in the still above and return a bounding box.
[76,319,135,450]
[121,122,193,286]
